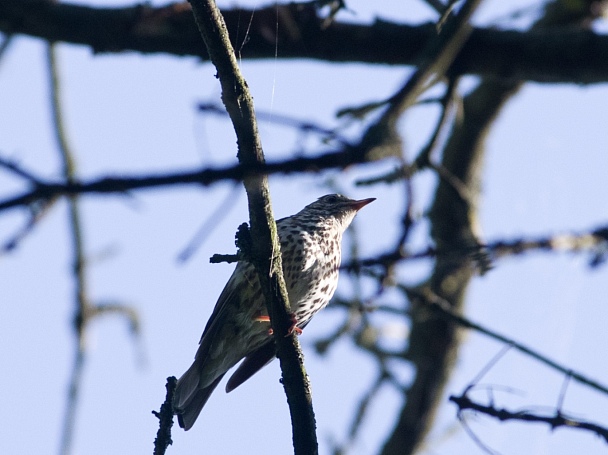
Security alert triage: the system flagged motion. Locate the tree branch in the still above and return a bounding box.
[407,287,608,397]
[0,144,374,213]
[47,36,142,455]
[450,393,608,444]
[186,0,318,452]
[152,377,177,455]
[380,2,602,453]
[1,0,608,84]
[342,224,608,271]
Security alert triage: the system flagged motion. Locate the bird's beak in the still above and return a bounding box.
[350,198,376,211]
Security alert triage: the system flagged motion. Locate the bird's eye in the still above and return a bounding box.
[326,195,338,204]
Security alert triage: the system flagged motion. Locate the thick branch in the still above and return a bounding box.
[186,0,318,452]
[1,0,608,84]
[381,2,601,454]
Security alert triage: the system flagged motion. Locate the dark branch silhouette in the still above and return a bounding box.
[450,393,608,444]
[4,1,608,454]
[152,377,177,455]
[406,287,608,396]
[342,224,608,271]
[46,38,142,455]
[379,2,603,453]
[0,144,375,213]
[1,0,608,83]
[184,0,318,452]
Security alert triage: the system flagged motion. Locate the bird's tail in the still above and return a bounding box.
[173,361,225,431]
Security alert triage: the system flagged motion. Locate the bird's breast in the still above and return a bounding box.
[279,228,341,320]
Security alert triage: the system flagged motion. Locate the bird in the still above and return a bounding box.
[173,193,375,430]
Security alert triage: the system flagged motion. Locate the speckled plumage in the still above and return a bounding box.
[173,194,375,430]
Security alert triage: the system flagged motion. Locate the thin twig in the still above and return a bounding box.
[415,77,460,169]
[198,102,348,145]
[48,41,89,455]
[450,393,608,443]
[355,76,460,189]
[48,42,142,455]
[556,372,572,412]
[1,197,57,254]
[457,412,503,455]
[152,377,177,455]
[0,155,43,182]
[209,253,240,264]
[465,345,513,393]
[407,287,608,396]
[357,0,481,161]
[332,370,389,455]
[177,183,241,263]
[0,143,378,213]
[342,225,608,271]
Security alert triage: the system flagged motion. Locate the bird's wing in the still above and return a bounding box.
[177,373,226,431]
[225,339,276,393]
[174,264,247,409]
[196,262,250,359]
[224,319,313,393]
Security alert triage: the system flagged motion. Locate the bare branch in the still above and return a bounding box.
[406,287,608,396]
[187,0,318,452]
[152,377,177,455]
[343,219,608,272]
[209,253,240,264]
[48,38,91,455]
[198,102,348,144]
[0,198,57,254]
[0,144,376,213]
[2,0,608,83]
[47,41,143,455]
[381,1,603,451]
[177,183,241,263]
[450,393,608,443]
[0,155,43,183]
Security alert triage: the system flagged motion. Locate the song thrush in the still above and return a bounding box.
[173,194,375,430]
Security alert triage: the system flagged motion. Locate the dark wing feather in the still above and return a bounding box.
[173,265,246,424]
[191,264,247,372]
[224,317,313,393]
[177,373,225,431]
[224,315,315,393]
[225,340,276,393]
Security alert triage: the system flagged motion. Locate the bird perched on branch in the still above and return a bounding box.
[173,194,375,430]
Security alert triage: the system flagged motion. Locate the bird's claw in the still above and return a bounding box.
[286,313,303,337]
[253,313,302,336]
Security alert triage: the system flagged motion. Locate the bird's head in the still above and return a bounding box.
[299,194,375,230]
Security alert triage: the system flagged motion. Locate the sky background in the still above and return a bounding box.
[1,1,608,454]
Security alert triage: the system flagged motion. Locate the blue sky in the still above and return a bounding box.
[1,1,608,454]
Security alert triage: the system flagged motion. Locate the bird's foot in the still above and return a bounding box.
[253,314,274,336]
[253,314,270,323]
[253,313,302,336]
[286,313,303,337]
